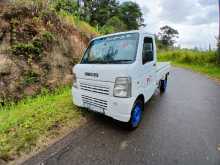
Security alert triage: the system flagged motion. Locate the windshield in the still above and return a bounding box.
[81,33,139,64]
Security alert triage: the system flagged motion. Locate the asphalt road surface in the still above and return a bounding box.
[24,67,220,165]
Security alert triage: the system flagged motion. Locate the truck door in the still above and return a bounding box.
[142,36,157,101]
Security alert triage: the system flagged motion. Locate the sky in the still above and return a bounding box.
[120,0,219,50]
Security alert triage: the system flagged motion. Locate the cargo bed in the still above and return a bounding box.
[156,62,170,82]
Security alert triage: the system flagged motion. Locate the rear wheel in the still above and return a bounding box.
[160,76,168,93]
[127,99,144,130]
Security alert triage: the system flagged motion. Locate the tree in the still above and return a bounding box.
[101,16,127,34]
[54,0,78,15]
[119,1,144,30]
[155,35,164,50]
[158,25,179,48]
[52,0,144,34]
[217,39,220,64]
[81,0,119,26]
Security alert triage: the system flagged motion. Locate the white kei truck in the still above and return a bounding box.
[72,30,170,129]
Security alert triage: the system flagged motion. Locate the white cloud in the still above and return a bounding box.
[159,0,196,23]
[174,23,218,49]
[120,0,218,49]
[198,0,217,6]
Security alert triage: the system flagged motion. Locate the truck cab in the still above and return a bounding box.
[72,30,170,129]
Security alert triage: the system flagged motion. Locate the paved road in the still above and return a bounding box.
[24,67,220,165]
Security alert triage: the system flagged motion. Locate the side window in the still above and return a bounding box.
[142,37,154,64]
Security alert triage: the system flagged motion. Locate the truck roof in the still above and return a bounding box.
[92,30,155,41]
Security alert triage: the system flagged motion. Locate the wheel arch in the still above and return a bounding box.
[127,94,145,129]
[136,94,145,104]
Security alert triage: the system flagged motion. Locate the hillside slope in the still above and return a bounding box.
[0,1,98,103]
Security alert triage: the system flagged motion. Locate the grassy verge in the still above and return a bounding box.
[170,62,220,81]
[58,11,100,36]
[0,86,85,161]
[158,50,220,81]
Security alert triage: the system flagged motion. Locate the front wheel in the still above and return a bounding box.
[127,100,144,130]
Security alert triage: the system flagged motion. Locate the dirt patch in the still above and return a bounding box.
[0,2,96,103]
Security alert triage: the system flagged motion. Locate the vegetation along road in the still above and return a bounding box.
[1,0,220,164]
[23,67,220,165]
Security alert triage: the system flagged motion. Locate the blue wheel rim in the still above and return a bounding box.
[131,103,142,127]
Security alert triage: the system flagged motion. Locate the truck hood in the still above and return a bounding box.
[73,64,132,83]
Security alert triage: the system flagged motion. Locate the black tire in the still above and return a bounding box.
[126,99,144,130]
[160,76,168,93]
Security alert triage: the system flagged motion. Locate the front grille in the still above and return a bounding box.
[80,82,110,95]
[81,95,108,110]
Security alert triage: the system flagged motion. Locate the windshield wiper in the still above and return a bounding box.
[83,60,108,64]
[107,60,133,64]
[82,59,133,64]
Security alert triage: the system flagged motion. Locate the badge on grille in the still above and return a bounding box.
[85,72,99,78]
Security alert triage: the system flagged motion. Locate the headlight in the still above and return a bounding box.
[73,72,78,88]
[113,77,131,98]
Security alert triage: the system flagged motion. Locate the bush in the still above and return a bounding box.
[41,9,60,26]
[100,25,115,35]
[58,11,99,36]
[32,39,44,50]
[22,71,40,86]
[41,31,55,42]
[11,43,43,59]
[158,50,218,65]
[53,0,78,15]
[100,16,127,34]
[2,0,46,21]
[11,32,55,60]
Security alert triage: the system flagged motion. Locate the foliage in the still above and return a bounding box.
[0,86,84,161]
[100,16,127,34]
[76,0,143,33]
[32,38,44,50]
[2,0,43,20]
[1,0,100,103]
[11,43,43,60]
[58,10,99,36]
[158,50,220,80]
[11,31,56,61]
[53,0,78,15]
[100,25,115,35]
[22,71,40,86]
[155,35,166,50]
[158,25,179,48]
[171,62,220,80]
[41,31,55,42]
[80,0,119,26]
[118,1,144,30]
[8,0,144,35]
[217,39,220,64]
[41,9,60,27]
[158,50,217,65]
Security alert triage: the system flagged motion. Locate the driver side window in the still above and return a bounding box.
[142,37,154,64]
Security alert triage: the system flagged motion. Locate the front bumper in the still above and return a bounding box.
[72,87,136,122]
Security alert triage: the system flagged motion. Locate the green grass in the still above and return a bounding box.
[58,11,100,36]
[158,50,220,81]
[0,86,85,161]
[170,62,220,80]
